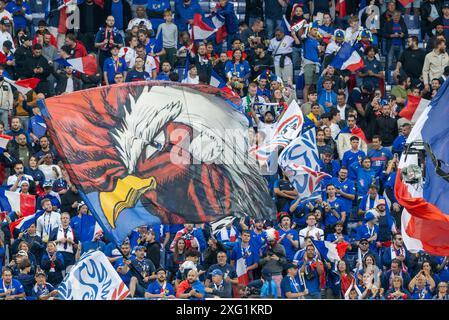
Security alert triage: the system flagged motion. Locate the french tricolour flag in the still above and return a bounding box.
[312,240,349,262]
[209,70,226,88]
[395,79,449,256]
[234,243,249,286]
[5,77,40,95]
[330,43,364,72]
[0,187,36,217]
[0,134,12,153]
[399,95,430,123]
[9,211,42,237]
[54,56,97,76]
[191,13,216,41]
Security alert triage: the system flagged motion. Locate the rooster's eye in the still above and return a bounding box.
[145,130,165,159]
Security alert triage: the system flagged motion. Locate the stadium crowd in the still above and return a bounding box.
[0,0,449,300]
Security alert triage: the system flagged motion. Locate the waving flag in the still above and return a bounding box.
[209,70,226,88]
[5,77,40,95]
[191,13,227,43]
[281,15,307,34]
[279,129,330,200]
[313,240,349,262]
[336,0,347,17]
[58,250,129,300]
[395,80,449,255]
[54,56,97,76]
[0,134,12,153]
[9,210,44,238]
[330,43,364,72]
[0,187,36,217]
[399,95,430,123]
[251,100,304,162]
[39,83,276,244]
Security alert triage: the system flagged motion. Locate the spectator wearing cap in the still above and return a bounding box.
[145,267,176,299]
[280,262,308,299]
[204,268,233,298]
[7,248,29,276]
[22,43,51,96]
[356,211,379,252]
[14,33,33,79]
[32,270,59,300]
[0,18,13,53]
[325,29,346,57]
[103,44,127,85]
[128,245,157,298]
[6,0,31,31]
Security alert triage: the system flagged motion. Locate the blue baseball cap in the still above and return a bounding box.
[135,245,146,251]
[334,29,345,38]
[211,269,223,276]
[364,211,376,222]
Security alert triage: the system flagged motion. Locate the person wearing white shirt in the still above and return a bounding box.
[299,214,324,248]
[119,35,138,68]
[268,28,294,85]
[329,109,341,140]
[345,16,363,45]
[7,162,34,192]
[0,18,13,53]
[127,6,152,31]
[36,199,61,244]
[181,64,199,84]
[38,154,62,182]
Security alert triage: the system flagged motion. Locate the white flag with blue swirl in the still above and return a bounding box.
[278,129,330,200]
[58,250,129,300]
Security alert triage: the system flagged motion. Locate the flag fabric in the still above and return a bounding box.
[336,0,347,16]
[330,43,365,72]
[398,0,414,7]
[0,134,12,153]
[54,56,97,76]
[0,187,36,217]
[39,83,276,245]
[209,69,226,88]
[279,129,330,200]
[191,13,216,40]
[251,100,304,162]
[313,240,349,262]
[5,77,40,95]
[281,15,307,34]
[395,79,449,255]
[58,250,129,300]
[9,210,44,237]
[399,95,430,123]
[234,242,250,286]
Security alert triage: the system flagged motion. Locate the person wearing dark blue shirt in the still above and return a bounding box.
[280,263,308,298]
[145,268,176,299]
[114,242,134,287]
[230,230,259,281]
[216,0,239,47]
[358,184,386,217]
[392,123,411,156]
[331,167,356,219]
[276,213,299,262]
[358,46,383,90]
[342,136,366,176]
[356,212,379,252]
[126,58,151,82]
[322,184,346,229]
[368,135,393,177]
[249,219,267,257]
[6,0,31,30]
[174,0,203,32]
[103,45,128,85]
[0,268,26,300]
[156,61,172,80]
[352,157,380,197]
[297,244,324,299]
[319,150,341,188]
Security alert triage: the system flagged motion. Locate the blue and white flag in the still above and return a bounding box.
[210,69,226,88]
[278,129,330,200]
[58,250,129,300]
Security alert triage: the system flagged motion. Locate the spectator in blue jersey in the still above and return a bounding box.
[247,218,267,258]
[273,172,298,212]
[352,157,379,197]
[174,0,203,33]
[392,123,411,156]
[115,241,134,287]
[384,11,408,77]
[128,245,157,298]
[318,77,337,113]
[231,230,259,282]
[297,244,324,299]
[303,23,324,101]
[281,262,308,298]
[6,0,31,31]
[103,44,128,85]
[276,212,299,262]
[322,184,346,232]
[145,267,176,299]
[408,272,434,300]
[331,167,356,217]
[214,0,239,47]
[156,61,172,80]
[40,241,64,287]
[358,184,386,218]
[436,256,449,283]
[95,16,124,70]
[358,46,384,90]
[126,56,152,82]
[319,149,341,186]
[225,49,251,85]
[0,267,26,300]
[356,212,379,252]
[176,269,205,299]
[368,135,393,178]
[31,270,58,300]
[342,136,366,172]
[70,202,96,242]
